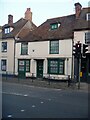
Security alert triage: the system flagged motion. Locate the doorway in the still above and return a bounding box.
[37,60,43,78]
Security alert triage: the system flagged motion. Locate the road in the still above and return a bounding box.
[2,82,88,118]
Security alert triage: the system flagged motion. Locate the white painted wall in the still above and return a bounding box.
[74,30,90,52]
[0,38,15,74]
[74,30,88,44]
[15,39,73,79]
[29,41,49,58]
[16,39,72,57]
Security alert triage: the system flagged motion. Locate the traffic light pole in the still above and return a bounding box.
[78,57,81,89]
[73,41,82,89]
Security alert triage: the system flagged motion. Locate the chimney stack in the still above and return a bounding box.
[74,2,82,19]
[25,8,32,21]
[8,14,13,24]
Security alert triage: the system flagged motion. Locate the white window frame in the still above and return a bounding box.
[1,42,7,52]
[1,59,7,71]
[51,23,61,30]
[21,42,28,55]
[5,28,10,34]
[86,13,90,21]
[85,32,90,43]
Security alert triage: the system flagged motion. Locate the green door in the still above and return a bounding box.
[37,60,43,78]
[18,60,26,78]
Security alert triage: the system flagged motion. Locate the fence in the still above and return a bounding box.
[1,71,77,88]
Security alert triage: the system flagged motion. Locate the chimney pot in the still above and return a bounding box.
[25,8,32,21]
[74,2,82,19]
[8,14,13,24]
[27,8,30,11]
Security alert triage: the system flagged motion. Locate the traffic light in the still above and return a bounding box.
[73,42,81,58]
[73,44,78,58]
[76,43,81,56]
[83,44,88,56]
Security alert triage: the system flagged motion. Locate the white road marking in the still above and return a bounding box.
[2,92,55,102]
[2,92,27,97]
[21,109,25,112]
[48,99,51,101]
[32,105,36,108]
[41,101,44,104]
[7,115,12,117]
[24,94,28,97]
[2,92,23,96]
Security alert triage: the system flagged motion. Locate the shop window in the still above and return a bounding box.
[48,59,64,74]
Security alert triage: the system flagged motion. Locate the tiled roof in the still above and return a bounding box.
[2,18,37,39]
[19,7,90,42]
[18,28,31,39]
[20,14,75,42]
[74,7,90,30]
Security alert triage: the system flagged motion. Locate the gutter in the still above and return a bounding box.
[13,38,16,75]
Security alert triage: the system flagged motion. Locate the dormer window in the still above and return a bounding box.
[4,27,13,34]
[50,23,60,30]
[86,13,90,21]
[5,28,10,34]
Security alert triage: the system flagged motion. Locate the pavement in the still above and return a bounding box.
[1,76,89,92]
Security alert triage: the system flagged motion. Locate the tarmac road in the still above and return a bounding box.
[2,82,88,118]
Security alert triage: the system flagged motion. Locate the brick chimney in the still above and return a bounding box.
[25,8,32,21]
[74,2,82,19]
[8,14,13,24]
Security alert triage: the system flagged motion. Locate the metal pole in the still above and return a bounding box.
[71,40,74,82]
[78,57,81,89]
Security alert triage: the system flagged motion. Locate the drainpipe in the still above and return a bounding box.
[13,38,16,76]
[14,37,19,76]
[67,58,69,76]
[71,38,74,81]
[13,37,20,75]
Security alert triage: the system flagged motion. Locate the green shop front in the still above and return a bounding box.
[18,59,30,78]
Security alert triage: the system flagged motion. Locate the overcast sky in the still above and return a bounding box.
[0,0,89,26]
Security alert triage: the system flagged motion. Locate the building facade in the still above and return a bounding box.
[15,3,90,81]
[0,3,90,82]
[15,39,72,80]
[15,9,75,80]
[0,8,37,75]
[73,5,90,82]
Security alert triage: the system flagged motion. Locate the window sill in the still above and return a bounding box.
[2,51,7,52]
[49,53,59,54]
[20,54,29,55]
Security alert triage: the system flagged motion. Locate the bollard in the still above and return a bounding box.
[48,79,50,85]
[18,74,20,83]
[6,71,7,80]
[32,73,34,82]
[68,75,71,87]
